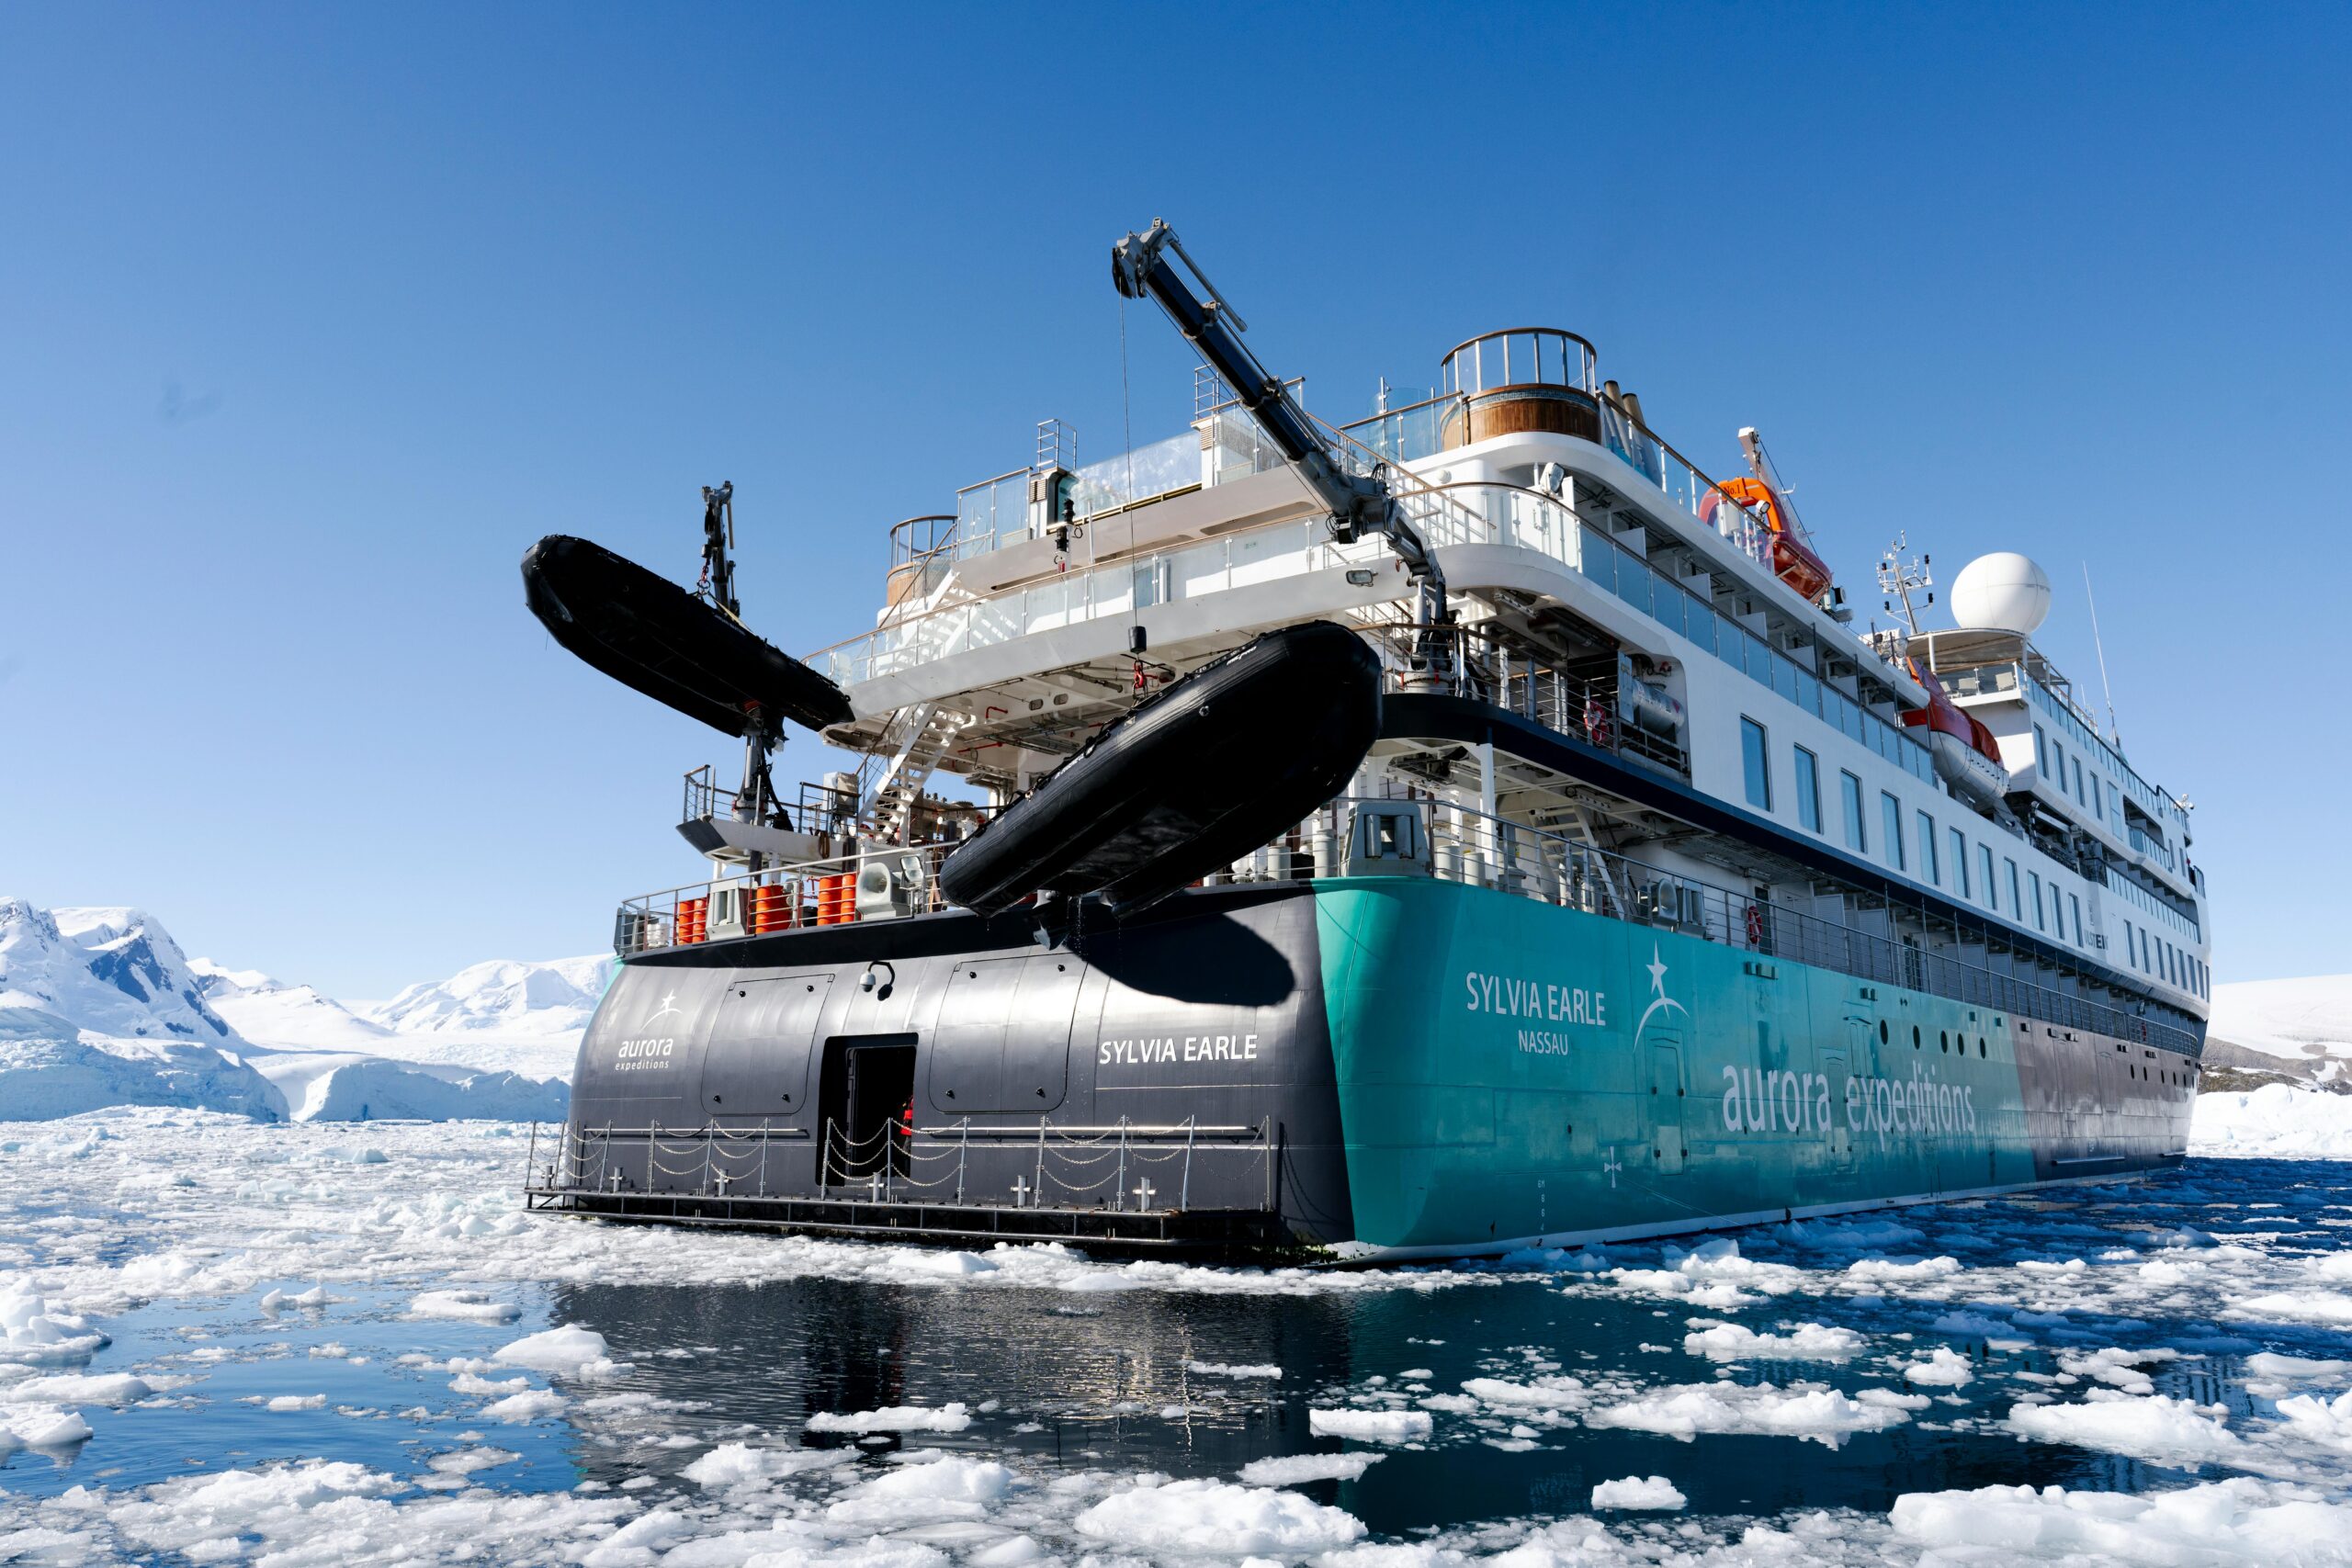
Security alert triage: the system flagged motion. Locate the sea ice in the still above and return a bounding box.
[805,1402,974,1433]
[1587,1381,1923,1449]
[1307,1408,1433,1441]
[1238,1452,1385,1485]
[1074,1477,1365,1555]
[1589,1474,1687,1510]
[1680,1319,1864,1360]
[2007,1392,2246,1466]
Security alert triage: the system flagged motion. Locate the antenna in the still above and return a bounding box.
[700,481,739,620]
[2082,562,2120,748]
[1875,532,1933,634]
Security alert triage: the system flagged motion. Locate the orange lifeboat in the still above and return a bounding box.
[1699,477,1835,603]
[1900,660,2011,810]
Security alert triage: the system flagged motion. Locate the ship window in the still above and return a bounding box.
[2072,755,2086,804]
[1939,1031,1949,1053]
[2007,860,2022,922]
[1918,812,1939,886]
[1951,829,1971,897]
[1979,845,1996,909]
[1913,1025,1922,1047]
[1879,1020,1889,1044]
[2071,894,2085,946]
[1979,1037,1987,1057]
[2029,872,2046,931]
[1794,747,1822,832]
[1741,717,1772,809]
[1840,772,1866,852]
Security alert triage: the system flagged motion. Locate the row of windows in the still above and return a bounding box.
[1747,714,2099,957]
[2026,674,2176,830]
[2118,915,2211,1000]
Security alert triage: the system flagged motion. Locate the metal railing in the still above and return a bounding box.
[614,841,957,955]
[541,1114,1274,1215]
[1299,795,2199,1056]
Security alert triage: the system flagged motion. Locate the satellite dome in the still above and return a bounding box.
[1950,552,2052,637]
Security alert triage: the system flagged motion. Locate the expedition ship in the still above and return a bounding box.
[521,221,2211,1258]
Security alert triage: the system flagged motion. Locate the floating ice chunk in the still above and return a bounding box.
[0,1404,94,1450]
[1238,1452,1385,1485]
[4,1371,152,1404]
[1681,1320,1864,1361]
[1587,1380,1919,1449]
[425,1445,520,1475]
[1187,1361,1282,1379]
[2007,1392,2245,1465]
[829,1456,1016,1522]
[493,1324,609,1372]
[680,1440,851,1487]
[408,1289,522,1323]
[1903,1348,1976,1387]
[450,1372,528,1395]
[1306,1408,1432,1442]
[0,1289,109,1363]
[1844,1256,1962,1284]
[1462,1377,1588,1411]
[2233,1292,2352,1328]
[1074,1477,1365,1554]
[1893,1476,2352,1558]
[482,1388,567,1423]
[806,1402,973,1433]
[969,1535,1044,1566]
[582,1507,692,1564]
[2274,1389,2352,1453]
[262,1393,326,1411]
[2245,1353,2352,1381]
[2056,1347,2178,1394]
[1589,1474,1687,1510]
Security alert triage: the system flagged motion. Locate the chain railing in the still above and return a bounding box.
[541,1115,1273,1215]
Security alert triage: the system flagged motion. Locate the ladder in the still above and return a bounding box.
[863,702,967,844]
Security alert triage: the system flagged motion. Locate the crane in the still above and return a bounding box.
[1112,220,1452,674]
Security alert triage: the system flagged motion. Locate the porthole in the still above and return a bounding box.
[1913,1025,1922,1048]
[1978,1038,1987,1057]
[1939,1032,1949,1053]
[1879,1021,1889,1044]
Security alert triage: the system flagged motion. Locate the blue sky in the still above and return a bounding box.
[3,3,2344,997]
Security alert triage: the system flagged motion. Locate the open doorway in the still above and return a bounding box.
[818,1034,917,1184]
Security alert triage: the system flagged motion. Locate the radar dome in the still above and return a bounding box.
[1950,552,2052,637]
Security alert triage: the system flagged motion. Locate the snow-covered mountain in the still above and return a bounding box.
[2208,975,2352,1088]
[362,955,611,1039]
[1,900,239,1044]
[0,898,574,1123]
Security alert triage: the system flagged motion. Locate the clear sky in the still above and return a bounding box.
[3,3,2345,997]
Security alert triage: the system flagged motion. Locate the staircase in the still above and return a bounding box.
[861,702,967,844]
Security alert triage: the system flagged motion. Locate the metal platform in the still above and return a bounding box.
[521,1183,1290,1258]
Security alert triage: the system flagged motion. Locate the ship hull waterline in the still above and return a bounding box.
[551,878,2197,1261]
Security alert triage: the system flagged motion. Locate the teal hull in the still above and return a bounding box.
[1314,876,2192,1257]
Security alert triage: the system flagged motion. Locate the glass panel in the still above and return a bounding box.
[1743,633,1773,687]
[1612,551,1651,615]
[1796,669,1820,718]
[1717,611,1744,668]
[1652,578,1685,638]
[1741,718,1771,810]
[1580,526,1615,594]
[1681,592,1714,656]
[1771,653,1798,703]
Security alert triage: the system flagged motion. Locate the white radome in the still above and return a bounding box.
[1950,552,2052,637]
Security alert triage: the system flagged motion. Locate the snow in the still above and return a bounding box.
[0,1404,94,1450]
[1187,1361,1282,1379]
[1307,1408,1433,1442]
[2194,1084,2352,1159]
[1237,1452,1384,1485]
[5,901,238,1044]
[1589,1474,1687,1510]
[1074,1478,1365,1555]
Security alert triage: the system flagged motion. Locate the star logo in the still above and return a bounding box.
[1635,943,1689,1037]
[647,991,683,1025]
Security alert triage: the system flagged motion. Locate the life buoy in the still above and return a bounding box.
[1745,903,1765,947]
[1583,696,1613,749]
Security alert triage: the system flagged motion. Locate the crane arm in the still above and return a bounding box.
[1111,220,1445,605]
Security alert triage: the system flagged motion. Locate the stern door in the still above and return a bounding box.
[699,975,832,1117]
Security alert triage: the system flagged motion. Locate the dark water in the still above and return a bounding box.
[7,1156,2351,1535]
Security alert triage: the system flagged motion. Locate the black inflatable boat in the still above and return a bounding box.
[522,534,854,738]
[937,620,1382,916]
